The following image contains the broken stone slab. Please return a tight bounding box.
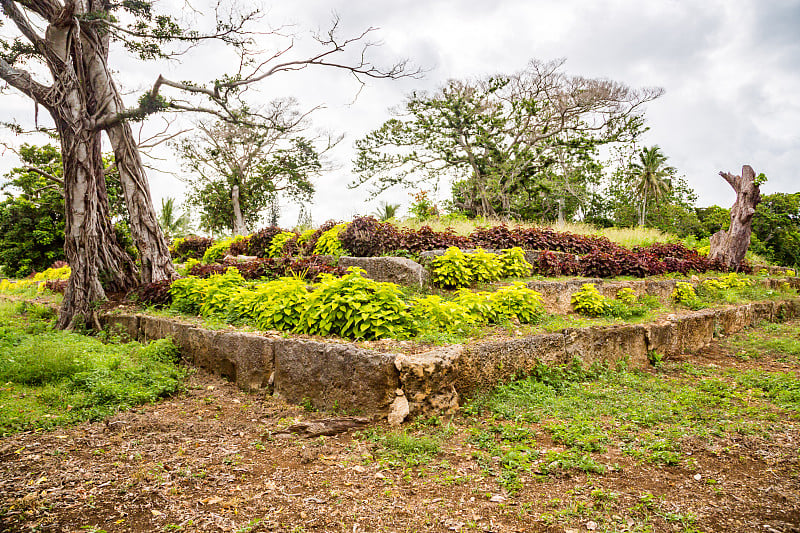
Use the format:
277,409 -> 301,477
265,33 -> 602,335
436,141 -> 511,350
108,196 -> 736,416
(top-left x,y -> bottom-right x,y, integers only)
272,338 -> 399,415
394,346 -> 462,417
644,319 -> 680,358
715,305 -> 753,336
674,309 -> 717,353
214,331 -> 274,392
338,256 -> 430,287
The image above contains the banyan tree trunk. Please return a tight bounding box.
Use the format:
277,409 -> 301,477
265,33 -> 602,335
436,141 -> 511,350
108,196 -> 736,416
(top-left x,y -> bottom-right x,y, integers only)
106,122 -> 177,283
83,27 -> 176,284
708,165 -> 762,270
56,117 -> 139,330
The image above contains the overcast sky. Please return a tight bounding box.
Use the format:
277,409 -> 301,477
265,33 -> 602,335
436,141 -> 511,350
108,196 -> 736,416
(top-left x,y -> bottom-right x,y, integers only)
1,0 -> 798,228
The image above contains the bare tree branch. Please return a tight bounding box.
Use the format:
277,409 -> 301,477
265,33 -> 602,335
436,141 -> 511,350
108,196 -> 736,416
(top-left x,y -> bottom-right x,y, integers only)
0,55 -> 54,107
24,164 -> 63,184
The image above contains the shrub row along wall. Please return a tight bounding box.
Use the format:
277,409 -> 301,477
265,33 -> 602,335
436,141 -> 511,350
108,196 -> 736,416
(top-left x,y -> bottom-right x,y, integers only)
99,296 -> 800,423
172,217 -> 763,279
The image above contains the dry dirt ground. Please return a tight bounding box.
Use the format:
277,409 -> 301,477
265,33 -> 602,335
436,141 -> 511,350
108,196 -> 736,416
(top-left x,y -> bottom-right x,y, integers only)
1,326 -> 799,533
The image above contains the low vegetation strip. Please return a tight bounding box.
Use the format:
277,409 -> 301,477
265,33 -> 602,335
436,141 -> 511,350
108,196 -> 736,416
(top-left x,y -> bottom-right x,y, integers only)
1,318 -> 798,532
0,301 -> 188,436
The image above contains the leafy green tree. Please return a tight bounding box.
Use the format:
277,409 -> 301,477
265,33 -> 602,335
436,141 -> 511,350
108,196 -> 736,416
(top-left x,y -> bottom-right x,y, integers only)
352,59 -> 662,219
0,144 -> 65,276
156,198 -> 192,243
695,206 -> 731,237
630,145 -> 676,226
177,118 -> 320,235
751,192 -> 800,267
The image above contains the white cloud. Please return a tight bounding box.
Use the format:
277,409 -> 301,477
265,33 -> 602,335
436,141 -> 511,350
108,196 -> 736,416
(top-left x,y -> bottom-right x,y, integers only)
1,0 -> 798,227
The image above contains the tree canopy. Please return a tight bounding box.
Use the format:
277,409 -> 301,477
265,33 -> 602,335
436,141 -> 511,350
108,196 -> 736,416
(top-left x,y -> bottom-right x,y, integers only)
177,111 -> 324,235
351,59 -> 663,219
0,144 -> 65,276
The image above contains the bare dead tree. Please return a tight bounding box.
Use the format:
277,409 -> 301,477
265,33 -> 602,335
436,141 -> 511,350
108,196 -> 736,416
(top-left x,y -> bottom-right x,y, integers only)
709,165 -> 763,270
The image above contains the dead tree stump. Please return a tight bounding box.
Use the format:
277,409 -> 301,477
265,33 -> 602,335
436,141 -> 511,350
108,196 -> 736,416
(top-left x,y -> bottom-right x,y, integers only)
708,165 -> 762,270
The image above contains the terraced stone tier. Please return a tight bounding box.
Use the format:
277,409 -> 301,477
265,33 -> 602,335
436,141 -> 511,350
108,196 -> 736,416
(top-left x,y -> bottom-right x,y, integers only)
99,296 -> 800,425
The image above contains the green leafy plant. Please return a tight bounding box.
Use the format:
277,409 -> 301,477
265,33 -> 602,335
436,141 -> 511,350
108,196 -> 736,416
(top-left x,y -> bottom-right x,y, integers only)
498,247 -> 532,278
412,294 -> 477,335
466,248 -> 503,284
672,281 -> 698,306
313,223 -> 347,256
296,269 -> 413,339
198,268 -> 247,318
268,231 -> 297,258
616,287 -> 637,305
488,283 -> 545,324
571,284 -> 610,317
247,278 -> 310,331
202,235 -> 246,264
453,289 -> 494,323
430,247 -> 474,289
169,276 -> 211,315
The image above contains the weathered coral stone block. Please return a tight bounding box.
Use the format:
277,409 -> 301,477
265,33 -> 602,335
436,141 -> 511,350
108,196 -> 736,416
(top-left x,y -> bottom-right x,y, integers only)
273,339 -> 399,414
457,334 -> 566,391
564,324 -> 648,369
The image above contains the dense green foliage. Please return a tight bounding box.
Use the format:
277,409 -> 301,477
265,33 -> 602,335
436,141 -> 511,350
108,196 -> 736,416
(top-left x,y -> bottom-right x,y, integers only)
571,284 -> 610,317
430,247 -> 534,289
296,270 -> 414,339
313,223 -> 348,256
0,302 -> 187,435
0,144 -> 66,276
751,193 -> 800,267
268,231 -> 298,258
163,266 -> 547,340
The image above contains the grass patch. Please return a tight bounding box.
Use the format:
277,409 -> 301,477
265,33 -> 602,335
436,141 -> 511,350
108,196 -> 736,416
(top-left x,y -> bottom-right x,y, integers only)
0,301 -> 188,435
360,428 -> 444,467
726,320 -> 800,362
462,354 -> 798,486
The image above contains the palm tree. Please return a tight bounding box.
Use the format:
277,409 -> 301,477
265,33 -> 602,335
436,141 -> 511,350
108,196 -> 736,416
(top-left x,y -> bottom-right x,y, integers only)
630,145 -> 675,226
373,201 -> 401,221
157,197 -> 192,242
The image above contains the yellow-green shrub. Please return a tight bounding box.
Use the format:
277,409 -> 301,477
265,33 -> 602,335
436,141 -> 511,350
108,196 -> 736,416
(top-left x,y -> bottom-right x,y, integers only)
616,287 -> 637,305
488,282 -> 545,324
313,223 -> 347,256
202,235 -> 246,264
198,268 -> 246,318
453,288 -> 494,322
467,248 -> 503,284
571,284 -> 610,317
498,247 -> 532,278
248,278 -> 310,331
268,232 -> 297,258
431,247 -> 474,289
295,269 -> 413,340
672,282 -> 697,305
411,295 -> 477,335
32,265 -> 71,282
